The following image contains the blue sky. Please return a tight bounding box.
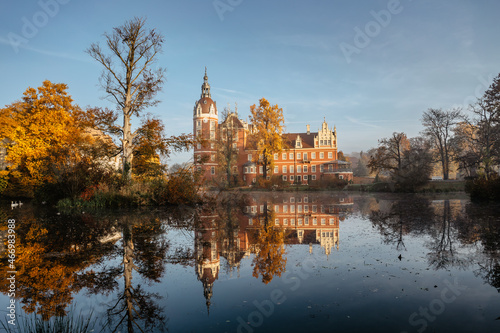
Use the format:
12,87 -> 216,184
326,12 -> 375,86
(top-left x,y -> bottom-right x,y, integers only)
1,0 -> 499,164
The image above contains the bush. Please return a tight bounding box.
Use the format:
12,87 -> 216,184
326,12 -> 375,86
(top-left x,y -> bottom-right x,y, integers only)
152,169 -> 201,205
465,176 -> 500,201
309,175 -> 348,189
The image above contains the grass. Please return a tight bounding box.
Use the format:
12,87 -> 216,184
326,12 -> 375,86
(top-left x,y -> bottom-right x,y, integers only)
0,311 -> 96,333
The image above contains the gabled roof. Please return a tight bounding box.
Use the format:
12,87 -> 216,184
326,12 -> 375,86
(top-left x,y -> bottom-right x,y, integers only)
283,132 -> 315,149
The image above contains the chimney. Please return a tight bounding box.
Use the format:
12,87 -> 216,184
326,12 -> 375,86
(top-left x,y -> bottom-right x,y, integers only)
306,124 -> 310,135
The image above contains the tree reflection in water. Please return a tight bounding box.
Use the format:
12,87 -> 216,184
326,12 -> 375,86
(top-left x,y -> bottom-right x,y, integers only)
251,202 -> 287,284
2,194 -> 500,331
81,212 -> 169,333
365,195 -> 500,291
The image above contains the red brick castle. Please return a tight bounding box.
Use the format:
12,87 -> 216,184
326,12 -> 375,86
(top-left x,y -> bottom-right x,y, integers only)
193,70 -> 353,185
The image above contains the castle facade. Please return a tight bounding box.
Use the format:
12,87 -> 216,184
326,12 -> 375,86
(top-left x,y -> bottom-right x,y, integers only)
193,70 -> 353,185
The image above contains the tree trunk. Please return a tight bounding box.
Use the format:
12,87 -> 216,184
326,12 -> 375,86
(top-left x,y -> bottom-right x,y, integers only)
122,113 -> 134,180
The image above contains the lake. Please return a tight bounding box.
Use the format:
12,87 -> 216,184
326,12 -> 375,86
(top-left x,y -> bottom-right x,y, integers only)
1,192 -> 500,332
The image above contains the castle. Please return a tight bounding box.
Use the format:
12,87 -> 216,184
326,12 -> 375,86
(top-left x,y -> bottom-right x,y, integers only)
193,70 -> 353,185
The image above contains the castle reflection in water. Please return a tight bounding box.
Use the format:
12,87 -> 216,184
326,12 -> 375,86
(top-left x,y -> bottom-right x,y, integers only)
194,192 -> 354,311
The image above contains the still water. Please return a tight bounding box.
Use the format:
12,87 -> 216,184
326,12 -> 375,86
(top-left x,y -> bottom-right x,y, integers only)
1,192 -> 500,332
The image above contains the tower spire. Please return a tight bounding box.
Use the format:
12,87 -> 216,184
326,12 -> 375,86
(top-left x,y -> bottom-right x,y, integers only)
201,67 -> 211,98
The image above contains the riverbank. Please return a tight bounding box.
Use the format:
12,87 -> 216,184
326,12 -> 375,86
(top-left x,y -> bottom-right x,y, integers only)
346,180 -> 465,193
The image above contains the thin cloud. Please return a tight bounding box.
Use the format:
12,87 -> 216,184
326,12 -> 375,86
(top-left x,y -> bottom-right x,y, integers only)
0,37 -> 89,62
345,116 -> 381,129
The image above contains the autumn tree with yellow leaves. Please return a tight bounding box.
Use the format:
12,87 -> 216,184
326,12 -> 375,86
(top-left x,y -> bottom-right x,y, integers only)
0,80 -> 88,196
249,98 -> 286,180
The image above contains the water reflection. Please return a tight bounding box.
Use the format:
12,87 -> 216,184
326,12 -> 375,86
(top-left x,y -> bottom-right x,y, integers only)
1,193 -> 500,332
361,194 -> 500,291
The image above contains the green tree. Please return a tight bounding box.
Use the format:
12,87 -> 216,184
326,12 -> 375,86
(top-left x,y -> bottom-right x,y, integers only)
249,98 -> 285,180
86,17 -> 165,180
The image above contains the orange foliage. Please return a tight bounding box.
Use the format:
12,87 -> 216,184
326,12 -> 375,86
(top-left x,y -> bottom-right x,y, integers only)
0,81 -> 87,193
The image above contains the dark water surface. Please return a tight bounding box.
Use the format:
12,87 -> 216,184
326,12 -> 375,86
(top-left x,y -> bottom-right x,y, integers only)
1,192 -> 500,332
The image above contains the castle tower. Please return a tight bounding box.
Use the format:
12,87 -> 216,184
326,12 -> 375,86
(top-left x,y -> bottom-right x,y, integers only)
193,68 -> 218,180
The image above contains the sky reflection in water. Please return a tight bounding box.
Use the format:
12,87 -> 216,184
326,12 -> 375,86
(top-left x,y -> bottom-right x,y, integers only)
1,192 -> 500,333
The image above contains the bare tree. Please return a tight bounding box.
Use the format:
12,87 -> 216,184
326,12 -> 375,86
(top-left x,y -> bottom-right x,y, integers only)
421,107 -> 462,180
86,17 -> 165,179
217,105 -> 240,187
455,97 -> 500,180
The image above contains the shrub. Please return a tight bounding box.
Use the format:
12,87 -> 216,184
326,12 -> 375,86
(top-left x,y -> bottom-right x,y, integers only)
465,176 -> 500,201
